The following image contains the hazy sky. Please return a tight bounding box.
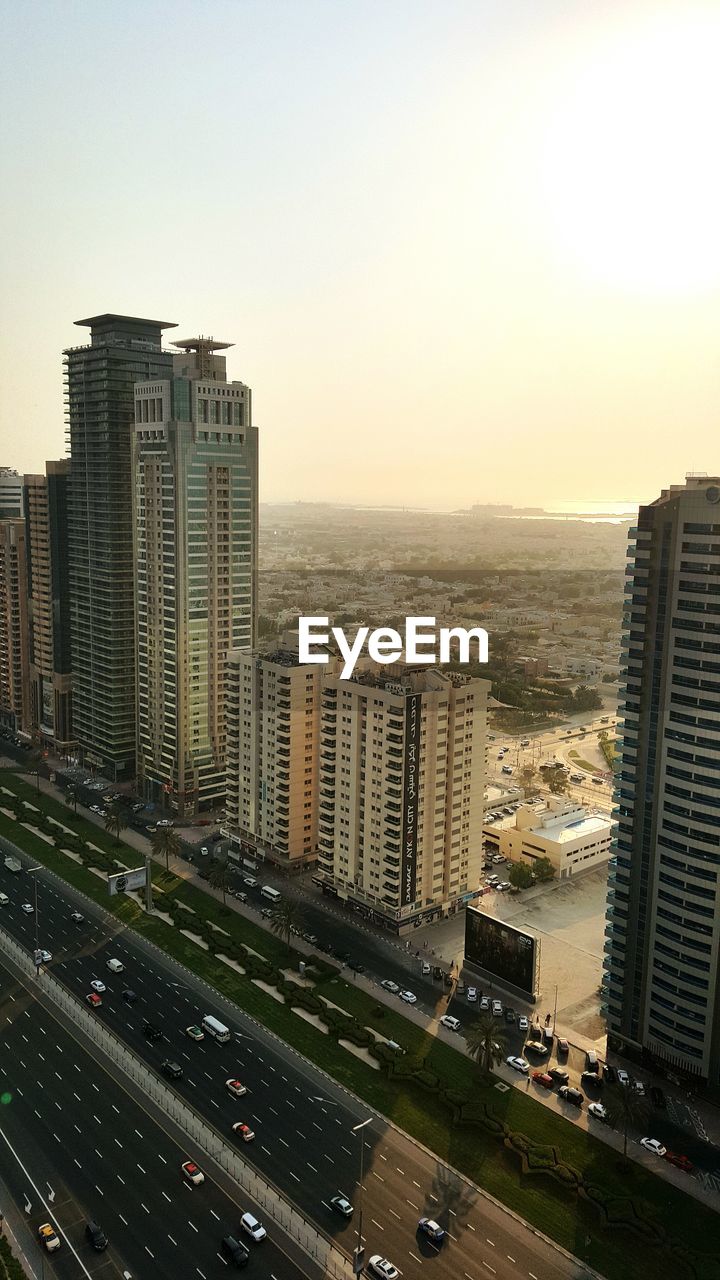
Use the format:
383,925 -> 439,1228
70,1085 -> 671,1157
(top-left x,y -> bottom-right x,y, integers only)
2,0 -> 720,509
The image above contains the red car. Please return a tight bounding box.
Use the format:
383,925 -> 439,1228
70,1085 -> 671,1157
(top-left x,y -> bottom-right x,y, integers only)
532,1071 -> 554,1089
664,1151 -> 694,1173
86,992 -> 102,1008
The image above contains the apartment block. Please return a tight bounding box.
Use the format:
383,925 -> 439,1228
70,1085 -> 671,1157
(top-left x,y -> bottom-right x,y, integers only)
24,462 -> 73,753
604,475 -> 720,1083
0,519 -> 30,733
318,666 -> 489,932
0,469 -> 23,520
133,338 -> 258,818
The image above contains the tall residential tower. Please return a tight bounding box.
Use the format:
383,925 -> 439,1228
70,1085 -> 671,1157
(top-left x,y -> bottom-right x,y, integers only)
24,462 -> 74,753
133,338 -> 258,817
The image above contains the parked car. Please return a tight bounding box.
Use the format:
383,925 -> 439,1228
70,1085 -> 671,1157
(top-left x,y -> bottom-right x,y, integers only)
505,1008 -> 516,1024
558,1086 -> 584,1107
640,1138 -> 666,1157
603,1063 -> 617,1084
581,1070 -> 602,1089
557,1037 -> 569,1054
664,1151 -> 693,1172
381,980 -> 400,994
525,1040 -> 548,1057
479,996 -> 490,1011
549,1068 -> 570,1084
633,1079 -> 646,1098
491,999 -> 503,1016
532,1071 -> 554,1089
506,1056 -> 529,1074
399,990 -> 417,1004
617,1068 -> 630,1086
466,987 -> 478,1002
588,1102 -> 608,1122
518,1015 -> 529,1032
439,1015 -> 461,1032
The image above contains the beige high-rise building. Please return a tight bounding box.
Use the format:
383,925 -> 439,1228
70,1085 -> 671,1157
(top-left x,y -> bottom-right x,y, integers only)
0,519 -> 30,734
24,462 -> 73,753
133,338 -> 258,818
317,666 -> 489,931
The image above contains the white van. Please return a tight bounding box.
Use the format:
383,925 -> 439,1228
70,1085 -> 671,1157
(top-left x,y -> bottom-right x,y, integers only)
201,1015 -> 231,1043
0,893 -> 9,906
260,885 -> 281,904
106,958 -> 124,973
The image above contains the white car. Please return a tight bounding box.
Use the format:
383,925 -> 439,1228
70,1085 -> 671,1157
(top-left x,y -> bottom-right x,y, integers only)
21,903 -> 34,914
37,949 -> 52,963
70,911 -> 84,923
400,990 -> 417,1004
90,979 -> 106,993
617,1068 -> 630,1086
491,1000 -> 503,1016
225,1078 -> 247,1097
368,1257 -> 400,1280
518,1015 -> 529,1031
640,1138 -> 667,1157
525,1041 -> 548,1056
588,1103 -> 608,1122
381,980 -> 400,994
506,1055 -> 529,1074
240,1212 -> 266,1243
466,987 -> 478,1002
181,1160 -> 205,1186
439,1015 -> 461,1032
421,961 -> 431,975
106,958 -> 124,973
633,1080 -> 646,1098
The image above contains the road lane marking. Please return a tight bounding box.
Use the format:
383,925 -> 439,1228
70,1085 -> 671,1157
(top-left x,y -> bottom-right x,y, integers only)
307,1162 -> 318,1173
162,1192 -> 171,1203
371,1219 -> 384,1231
507,1256 -> 516,1263
372,1172 -> 384,1183
486,1239 -> 495,1247
141,1202 -> 150,1213
406,1200 -> 419,1209
483,1265 -> 496,1275
168,1234 -> 177,1244
390,1209 -> 401,1220
119,1214 -> 128,1226
188,1221 -> 198,1232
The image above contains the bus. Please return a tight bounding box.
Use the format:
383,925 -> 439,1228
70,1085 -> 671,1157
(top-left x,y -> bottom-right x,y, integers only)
260,885 -> 281,904
201,1015 -> 231,1043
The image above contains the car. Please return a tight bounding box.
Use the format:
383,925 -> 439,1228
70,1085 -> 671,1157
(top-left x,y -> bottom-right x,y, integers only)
479,996 -> 490,1011
518,1015 -> 529,1031
85,1220 -> 108,1251
368,1257 -> 400,1280
381,980 -> 400,994
234,890 -> 248,902
231,1122 -> 255,1142
650,1086 -> 666,1109
588,1102 -> 608,1122
418,1217 -> 445,1243
439,1015 -> 461,1032
181,1159 -> 205,1186
664,1151 -> 693,1172
581,1070 -> 602,1088
557,1037 -> 570,1054
38,1223 -> 60,1253
505,1009 -> 516,1024
525,1040 -> 548,1056
200,846 -> 209,856
532,1071 -> 554,1088
329,1194 -> 354,1217
221,1234 -> 250,1268
485,874 -> 499,885
633,1080 -> 646,1098
156,819 -> 174,828
122,988 -> 138,1004
21,903 -> 34,914
617,1068 -> 630,1085
400,990 -> 417,1004
70,911 -> 85,923
604,1063 -> 617,1085
143,1020 -> 162,1040
491,999 -> 503,1016
492,854 -> 505,864
186,1024 -> 205,1041
348,959 -> 365,973
640,1138 -> 667,1157
243,876 -> 258,887
226,1078 -> 248,1097
421,961 -> 431,975
496,881 -> 512,892
86,992 -> 102,1008
456,980 -> 466,995
548,1067 -> 570,1084
506,1055 -> 529,1073
90,979 -> 106,993
37,949 -> 52,963
558,1086 -> 584,1106
161,1060 -> 183,1080
240,1212 -> 266,1243
106,958 -> 124,973
466,987 -> 478,1002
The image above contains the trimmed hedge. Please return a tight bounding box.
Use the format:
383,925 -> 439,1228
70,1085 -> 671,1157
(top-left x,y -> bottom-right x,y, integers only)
0,1236 -> 27,1280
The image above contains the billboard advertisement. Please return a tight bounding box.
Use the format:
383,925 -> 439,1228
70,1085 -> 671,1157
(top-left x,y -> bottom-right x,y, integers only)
464,905 -> 539,1000
108,866 -> 147,896
401,693 -> 420,905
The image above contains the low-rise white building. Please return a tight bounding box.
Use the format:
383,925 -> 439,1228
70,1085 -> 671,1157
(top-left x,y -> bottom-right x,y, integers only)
483,796 -> 612,879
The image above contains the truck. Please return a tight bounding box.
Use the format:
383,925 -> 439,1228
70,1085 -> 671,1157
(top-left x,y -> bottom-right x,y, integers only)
4,856 -> 21,873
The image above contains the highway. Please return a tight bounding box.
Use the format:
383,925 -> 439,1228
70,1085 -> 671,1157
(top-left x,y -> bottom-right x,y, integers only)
0,955 -> 307,1280
0,852 -> 593,1280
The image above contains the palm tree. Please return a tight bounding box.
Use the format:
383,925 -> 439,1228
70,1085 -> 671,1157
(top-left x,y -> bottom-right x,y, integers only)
208,857 -> 232,906
464,1014 -> 507,1078
604,1082 -> 648,1159
269,896 -> 305,954
104,800 -> 128,845
151,824 -> 180,872
65,784 -> 79,815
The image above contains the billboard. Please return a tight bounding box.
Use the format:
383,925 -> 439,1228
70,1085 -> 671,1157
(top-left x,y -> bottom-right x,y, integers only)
108,866 -> 147,896
401,693 -> 420,905
464,906 -> 539,1000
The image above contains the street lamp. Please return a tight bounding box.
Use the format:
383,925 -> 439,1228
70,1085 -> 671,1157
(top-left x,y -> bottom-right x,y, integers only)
27,865 -> 41,955
352,1117 -> 372,1276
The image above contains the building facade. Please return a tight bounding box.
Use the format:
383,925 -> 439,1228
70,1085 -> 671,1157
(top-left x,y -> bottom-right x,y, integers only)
484,796 -> 612,878
133,338 -> 258,817
0,519 -> 30,733
604,475 -> 720,1083
65,314 -> 176,780
317,667 -> 489,932
24,462 -> 73,753
0,469 -> 23,520
224,644 -> 323,870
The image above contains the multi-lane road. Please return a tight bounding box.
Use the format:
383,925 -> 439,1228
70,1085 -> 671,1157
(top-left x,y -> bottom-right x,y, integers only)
0,846 -> 594,1280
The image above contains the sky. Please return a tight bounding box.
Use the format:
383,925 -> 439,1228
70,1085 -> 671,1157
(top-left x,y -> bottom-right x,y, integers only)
1,0 -> 720,509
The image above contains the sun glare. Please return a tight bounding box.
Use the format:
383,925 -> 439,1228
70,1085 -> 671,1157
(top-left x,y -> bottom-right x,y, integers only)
541,8 -> 720,294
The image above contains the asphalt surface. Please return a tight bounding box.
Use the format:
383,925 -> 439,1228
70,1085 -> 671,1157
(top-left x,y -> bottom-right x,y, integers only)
0,849 -> 595,1280
0,954 -> 307,1280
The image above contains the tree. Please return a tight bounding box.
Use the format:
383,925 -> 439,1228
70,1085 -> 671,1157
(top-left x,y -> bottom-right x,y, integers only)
573,685 -> 602,712
208,857 -> 232,906
65,784 -> 79,815
269,896 -> 305,954
104,800 -> 128,845
509,862 -> 534,889
464,1014 -> 507,1077
544,764 -> 569,795
604,1082 -> 647,1159
533,856 -> 555,883
518,763 -> 537,791
151,825 -> 180,872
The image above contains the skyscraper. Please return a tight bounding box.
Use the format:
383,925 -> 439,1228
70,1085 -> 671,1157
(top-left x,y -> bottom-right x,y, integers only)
0,469 -> 23,520
24,462 -> 74,754
65,315 -> 176,780
133,338 -> 258,817
604,474 -> 720,1083
0,518 -> 30,733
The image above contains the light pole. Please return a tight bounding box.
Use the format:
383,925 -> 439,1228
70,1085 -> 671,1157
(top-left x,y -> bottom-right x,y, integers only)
27,865 -> 40,954
352,1117 -> 372,1276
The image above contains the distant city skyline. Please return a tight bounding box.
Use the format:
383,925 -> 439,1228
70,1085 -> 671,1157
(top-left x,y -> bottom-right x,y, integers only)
2,1 -> 719,508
